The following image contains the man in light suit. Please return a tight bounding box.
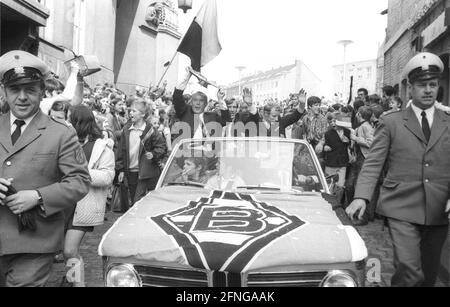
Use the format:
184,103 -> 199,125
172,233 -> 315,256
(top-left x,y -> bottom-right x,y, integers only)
0,51 -> 91,287
346,52 -> 450,287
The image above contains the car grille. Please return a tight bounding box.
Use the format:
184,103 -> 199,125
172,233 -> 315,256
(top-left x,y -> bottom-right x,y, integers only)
134,266 -> 327,287
246,271 -> 328,287
134,265 -> 210,287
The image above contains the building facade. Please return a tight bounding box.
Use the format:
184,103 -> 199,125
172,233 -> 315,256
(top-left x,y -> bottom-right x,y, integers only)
1,0 -> 182,94
333,59 -> 377,101
383,0 -> 450,106
225,60 -> 321,105
0,0 -> 49,55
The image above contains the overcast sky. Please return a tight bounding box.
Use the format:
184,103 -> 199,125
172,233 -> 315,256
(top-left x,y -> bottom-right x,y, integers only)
176,0 -> 388,98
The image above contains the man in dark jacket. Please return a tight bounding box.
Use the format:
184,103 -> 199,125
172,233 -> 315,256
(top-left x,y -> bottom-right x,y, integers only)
116,99 -> 167,204
257,90 -> 308,138
171,67 -> 230,145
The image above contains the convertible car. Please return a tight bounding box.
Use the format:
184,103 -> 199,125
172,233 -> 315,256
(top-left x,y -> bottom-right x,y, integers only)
99,138 -> 368,287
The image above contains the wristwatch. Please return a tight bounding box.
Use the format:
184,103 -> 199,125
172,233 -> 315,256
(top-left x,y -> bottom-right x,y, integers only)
36,190 -> 45,212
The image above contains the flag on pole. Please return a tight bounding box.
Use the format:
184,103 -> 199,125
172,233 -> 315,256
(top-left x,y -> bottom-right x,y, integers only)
177,0 -> 222,72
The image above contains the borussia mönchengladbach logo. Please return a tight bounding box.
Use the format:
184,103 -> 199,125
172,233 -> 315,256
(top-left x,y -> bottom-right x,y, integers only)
152,191 -> 306,273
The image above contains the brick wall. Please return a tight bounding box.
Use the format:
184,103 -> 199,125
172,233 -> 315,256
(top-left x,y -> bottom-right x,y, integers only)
384,0 -> 448,103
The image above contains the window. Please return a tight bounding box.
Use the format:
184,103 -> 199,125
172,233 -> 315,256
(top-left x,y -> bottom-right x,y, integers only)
366,67 -> 372,79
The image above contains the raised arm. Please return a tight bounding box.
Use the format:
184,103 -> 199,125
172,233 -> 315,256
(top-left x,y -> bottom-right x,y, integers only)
173,67 -> 193,117
280,89 -> 308,127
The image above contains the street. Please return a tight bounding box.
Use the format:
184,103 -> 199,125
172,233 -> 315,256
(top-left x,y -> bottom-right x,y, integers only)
47,212 -> 401,288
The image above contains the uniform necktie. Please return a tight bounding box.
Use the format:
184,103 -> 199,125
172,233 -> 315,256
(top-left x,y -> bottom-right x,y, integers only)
11,120 -> 26,146
421,111 -> 431,143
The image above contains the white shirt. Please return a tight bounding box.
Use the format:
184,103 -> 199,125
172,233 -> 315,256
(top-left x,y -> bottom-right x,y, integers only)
10,112 -> 39,136
410,103 -> 435,128
128,123 -> 146,172
407,100 -> 450,113
193,113 -> 208,140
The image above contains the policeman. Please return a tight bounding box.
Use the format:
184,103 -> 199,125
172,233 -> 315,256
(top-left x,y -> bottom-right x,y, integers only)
346,52 -> 450,287
0,51 -> 91,287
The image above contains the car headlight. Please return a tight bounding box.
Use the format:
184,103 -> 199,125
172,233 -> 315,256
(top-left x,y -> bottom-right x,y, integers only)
106,264 -> 141,287
320,270 -> 358,287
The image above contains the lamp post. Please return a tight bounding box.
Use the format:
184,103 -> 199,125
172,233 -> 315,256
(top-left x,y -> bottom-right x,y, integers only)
235,66 -> 246,98
337,40 -> 354,103
178,0 -> 193,13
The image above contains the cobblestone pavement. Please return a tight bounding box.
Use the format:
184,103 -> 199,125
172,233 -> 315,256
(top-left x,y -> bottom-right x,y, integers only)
47,213 -> 445,287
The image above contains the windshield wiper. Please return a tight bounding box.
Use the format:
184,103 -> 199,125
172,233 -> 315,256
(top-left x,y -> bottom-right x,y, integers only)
237,185 -> 305,194
166,182 -> 206,188
236,185 -> 282,191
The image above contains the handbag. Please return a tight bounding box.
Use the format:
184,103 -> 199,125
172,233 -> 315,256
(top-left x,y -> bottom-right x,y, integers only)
111,180 -> 131,213
111,184 -> 122,213
73,191 -> 106,227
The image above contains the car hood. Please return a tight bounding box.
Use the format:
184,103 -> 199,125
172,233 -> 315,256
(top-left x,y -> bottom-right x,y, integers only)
99,186 -> 367,273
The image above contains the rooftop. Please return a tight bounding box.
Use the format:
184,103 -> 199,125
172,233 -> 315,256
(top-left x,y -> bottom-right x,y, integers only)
227,63 -> 297,88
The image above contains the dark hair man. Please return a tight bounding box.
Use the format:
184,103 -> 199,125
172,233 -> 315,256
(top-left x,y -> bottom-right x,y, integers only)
357,88 -> 369,103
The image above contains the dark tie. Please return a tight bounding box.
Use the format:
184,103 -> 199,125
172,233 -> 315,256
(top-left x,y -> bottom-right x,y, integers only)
11,120 -> 26,146
421,111 -> 431,143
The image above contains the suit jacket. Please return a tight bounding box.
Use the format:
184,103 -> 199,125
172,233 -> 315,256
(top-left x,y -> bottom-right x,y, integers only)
257,110 -> 307,138
116,123 -> 167,180
172,89 -> 231,142
354,107 -> 450,226
0,111 -> 91,256
227,111 -> 261,137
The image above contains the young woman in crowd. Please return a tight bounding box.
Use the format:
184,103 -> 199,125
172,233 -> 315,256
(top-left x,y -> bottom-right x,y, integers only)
62,105 -> 115,287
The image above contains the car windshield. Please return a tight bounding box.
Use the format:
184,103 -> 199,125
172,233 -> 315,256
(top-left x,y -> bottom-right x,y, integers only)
161,139 -> 325,193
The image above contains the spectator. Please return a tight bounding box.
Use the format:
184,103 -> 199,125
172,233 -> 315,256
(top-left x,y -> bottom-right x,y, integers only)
40,62 -> 84,115
352,99 -> 366,129
368,94 -> 382,107
347,106 -> 374,225
357,88 -> 369,104
62,106 -> 115,287
106,98 -> 127,144
319,114 -> 351,203
304,96 -> 328,149
49,100 -> 71,123
388,96 -> 403,112
382,85 -> 396,101
116,99 -> 167,204
172,68 -> 230,143
370,104 -> 384,129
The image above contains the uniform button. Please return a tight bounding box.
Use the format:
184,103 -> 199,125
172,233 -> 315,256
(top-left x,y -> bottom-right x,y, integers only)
6,161 -> 11,166
425,179 -> 429,183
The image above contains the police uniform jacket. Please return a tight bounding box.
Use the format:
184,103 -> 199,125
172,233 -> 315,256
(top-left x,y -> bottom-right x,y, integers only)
354,107 -> 450,226
0,111 -> 91,255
